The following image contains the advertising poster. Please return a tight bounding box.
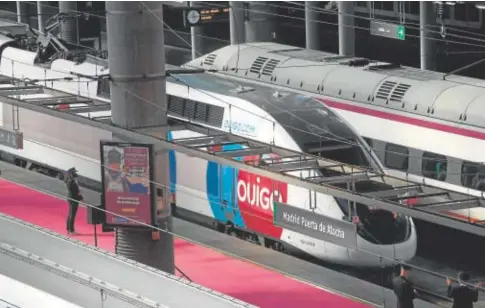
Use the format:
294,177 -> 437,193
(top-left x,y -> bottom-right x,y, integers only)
100,141 -> 155,228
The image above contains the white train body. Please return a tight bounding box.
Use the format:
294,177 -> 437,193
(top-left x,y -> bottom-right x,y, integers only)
0,273 -> 82,308
188,43 -> 485,222
0,39 -> 416,267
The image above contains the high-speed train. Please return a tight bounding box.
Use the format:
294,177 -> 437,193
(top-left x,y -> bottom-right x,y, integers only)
0,34 -> 416,268
187,42 -> 485,220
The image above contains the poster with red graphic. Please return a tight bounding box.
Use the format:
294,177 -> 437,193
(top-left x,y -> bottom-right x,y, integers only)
100,141 -> 155,228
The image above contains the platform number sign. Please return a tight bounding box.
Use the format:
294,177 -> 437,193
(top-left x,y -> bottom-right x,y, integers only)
370,21 -> 406,41
397,25 -> 406,40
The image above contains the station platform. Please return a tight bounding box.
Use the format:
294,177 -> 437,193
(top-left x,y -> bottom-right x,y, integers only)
0,161 -> 440,308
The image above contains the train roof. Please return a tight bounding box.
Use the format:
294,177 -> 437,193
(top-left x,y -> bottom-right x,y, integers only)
168,67 -> 362,147
185,42 -> 485,129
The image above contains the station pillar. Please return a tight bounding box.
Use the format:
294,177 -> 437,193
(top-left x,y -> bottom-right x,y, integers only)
338,1 -> 355,56
305,1 -> 320,50
230,1 -> 245,45
16,1 -> 28,24
420,1 -> 436,70
59,1 -> 79,45
37,1 -> 44,33
245,1 -> 277,43
106,1 -> 175,274
190,1 -> 204,59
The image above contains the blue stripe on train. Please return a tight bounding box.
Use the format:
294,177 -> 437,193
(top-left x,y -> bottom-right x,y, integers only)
206,144 -> 246,228
167,131 -> 176,194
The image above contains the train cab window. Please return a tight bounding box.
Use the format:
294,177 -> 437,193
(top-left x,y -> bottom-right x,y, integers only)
362,137 -> 373,148
461,161 -> 485,191
384,143 -> 409,171
422,152 -> 448,181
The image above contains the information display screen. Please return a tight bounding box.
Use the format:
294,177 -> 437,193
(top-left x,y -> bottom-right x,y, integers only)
100,141 -> 155,229
183,7 -> 230,27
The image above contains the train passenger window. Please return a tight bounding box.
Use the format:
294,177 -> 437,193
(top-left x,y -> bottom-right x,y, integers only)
461,161 -> 485,191
384,143 -> 409,171
422,152 -> 448,181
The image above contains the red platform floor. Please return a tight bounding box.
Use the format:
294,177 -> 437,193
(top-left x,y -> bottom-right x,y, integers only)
0,179 -> 371,308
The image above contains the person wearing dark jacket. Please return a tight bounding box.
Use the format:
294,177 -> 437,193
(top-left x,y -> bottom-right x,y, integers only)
66,167 -> 83,235
393,264 -> 416,308
447,271 -> 479,308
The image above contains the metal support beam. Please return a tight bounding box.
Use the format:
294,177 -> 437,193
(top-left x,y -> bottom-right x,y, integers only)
230,1 -> 245,45
420,1 -> 436,70
106,1 -> 174,274
312,173 -> 370,184
363,185 -> 421,199
64,105 -> 112,113
245,1 -> 277,43
305,1 -> 320,50
59,1 -> 79,45
267,159 -> 319,172
216,146 -> 270,158
338,1 -> 355,56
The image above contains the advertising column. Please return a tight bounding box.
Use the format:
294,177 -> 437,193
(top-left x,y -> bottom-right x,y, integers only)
100,142 -> 155,228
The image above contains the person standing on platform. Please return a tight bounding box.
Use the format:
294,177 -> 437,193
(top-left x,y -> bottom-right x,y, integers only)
65,167 -> 83,236
393,263 -> 417,308
447,271 -> 479,308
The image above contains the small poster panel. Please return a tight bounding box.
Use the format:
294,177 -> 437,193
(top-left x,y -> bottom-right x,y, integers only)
100,141 -> 155,228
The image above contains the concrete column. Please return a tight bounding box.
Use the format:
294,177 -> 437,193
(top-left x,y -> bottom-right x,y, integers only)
16,1 -> 22,23
190,2 -> 204,59
229,1 -> 245,45
37,1 -> 44,33
245,1 -> 277,43
420,1 -> 436,70
59,1 -> 79,44
106,1 -> 175,274
338,1 -> 355,56
59,1 -> 79,45
305,1 -> 320,50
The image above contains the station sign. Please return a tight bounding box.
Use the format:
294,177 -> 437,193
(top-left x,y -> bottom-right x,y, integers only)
273,201 -> 357,249
370,20 -> 406,41
183,7 -> 230,27
0,128 -> 23,150
100,141 -> 156,229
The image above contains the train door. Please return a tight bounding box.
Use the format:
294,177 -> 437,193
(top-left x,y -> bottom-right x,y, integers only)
219,164 -> 237,224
